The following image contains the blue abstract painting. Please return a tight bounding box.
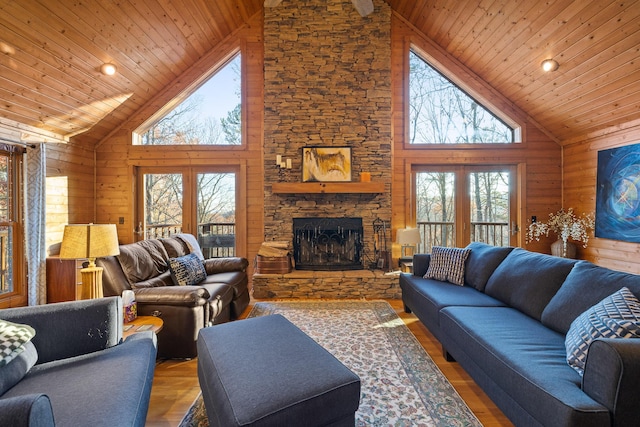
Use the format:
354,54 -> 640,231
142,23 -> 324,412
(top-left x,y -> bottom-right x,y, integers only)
596,143 -> 640,243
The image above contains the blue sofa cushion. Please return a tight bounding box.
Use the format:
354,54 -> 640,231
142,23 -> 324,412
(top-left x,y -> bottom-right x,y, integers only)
464,242 -> 514,291
565,287 -> 640,375
542,261 -> 640,334
399,275 -> 506,333
0,341 -> 37,395
484,248 -> 577,321
168,253 -> 207,286
424,246 -> 470,286
439,306 -> 610,426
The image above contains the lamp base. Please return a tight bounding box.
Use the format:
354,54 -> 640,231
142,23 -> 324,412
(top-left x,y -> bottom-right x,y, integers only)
401,245 -> 416,258
80,266 -> 104,299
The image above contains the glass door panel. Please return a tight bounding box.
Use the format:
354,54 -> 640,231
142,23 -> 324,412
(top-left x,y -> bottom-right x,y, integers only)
143,173 -> 183,239
415,171 -> 455,252
468,171 -> 511,246
196,173 -> 236,257
414,166 -> 517,250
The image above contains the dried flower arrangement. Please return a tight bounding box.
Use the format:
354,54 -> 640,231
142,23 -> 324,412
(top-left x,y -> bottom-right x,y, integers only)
527,208 -> 595,257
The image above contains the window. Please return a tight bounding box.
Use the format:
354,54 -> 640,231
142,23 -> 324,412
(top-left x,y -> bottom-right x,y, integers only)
135,54 -> 242,146
137,167 -> 239,257
0,147 -> 24,306
413,166 -> 517,252
409,50 -> 515,144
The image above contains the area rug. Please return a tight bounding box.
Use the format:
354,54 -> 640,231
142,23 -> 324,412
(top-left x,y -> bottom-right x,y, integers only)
179,300 -> 482,427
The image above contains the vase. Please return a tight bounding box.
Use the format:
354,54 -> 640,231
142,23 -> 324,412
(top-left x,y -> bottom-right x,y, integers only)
550,239 -> 577,259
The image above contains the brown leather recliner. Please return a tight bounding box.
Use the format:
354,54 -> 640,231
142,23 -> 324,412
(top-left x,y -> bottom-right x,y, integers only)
96,234 -> 249,359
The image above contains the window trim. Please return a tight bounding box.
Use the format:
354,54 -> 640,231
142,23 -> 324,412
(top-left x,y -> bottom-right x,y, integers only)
0,148 -> 26,308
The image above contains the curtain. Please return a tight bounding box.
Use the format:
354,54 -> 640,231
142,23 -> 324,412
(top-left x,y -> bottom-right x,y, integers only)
25,143 -> 47,305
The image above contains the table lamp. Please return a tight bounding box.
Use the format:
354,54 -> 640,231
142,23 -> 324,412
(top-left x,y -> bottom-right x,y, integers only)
59,224 -> 120,299
396,228 -> 421,258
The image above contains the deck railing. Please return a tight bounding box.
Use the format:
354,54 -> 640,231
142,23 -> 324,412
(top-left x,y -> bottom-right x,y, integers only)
416,220 -> 510,253
145,222 -> 236,257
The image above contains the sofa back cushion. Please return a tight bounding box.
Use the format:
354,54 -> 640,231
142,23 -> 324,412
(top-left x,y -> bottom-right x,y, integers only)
160,236 -> 190,258
542,261 -> 640,334
118,239 -> 169,284
464,242 -> 514,291
484,248 -> 577,321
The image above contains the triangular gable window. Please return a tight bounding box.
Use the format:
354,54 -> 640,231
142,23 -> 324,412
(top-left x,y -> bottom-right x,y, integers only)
409,50 -> 516,144
135,54 -> 241,146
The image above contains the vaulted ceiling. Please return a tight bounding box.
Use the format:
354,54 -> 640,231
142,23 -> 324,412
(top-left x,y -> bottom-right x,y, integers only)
0,0 -> 639,146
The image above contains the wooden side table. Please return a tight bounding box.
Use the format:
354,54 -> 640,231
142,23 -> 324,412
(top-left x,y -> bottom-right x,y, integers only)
399,256 -> 414,273
123,316 -> 163,339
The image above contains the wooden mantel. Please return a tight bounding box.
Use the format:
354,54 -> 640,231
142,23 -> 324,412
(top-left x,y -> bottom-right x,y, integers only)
271,182 -> 385,194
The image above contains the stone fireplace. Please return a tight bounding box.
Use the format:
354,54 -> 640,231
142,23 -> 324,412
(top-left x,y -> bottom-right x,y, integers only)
293,217 -> 364,270
256,0 -> 397,299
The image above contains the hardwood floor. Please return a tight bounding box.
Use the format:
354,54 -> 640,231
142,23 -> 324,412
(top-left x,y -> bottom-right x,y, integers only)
145,299 -> 513,426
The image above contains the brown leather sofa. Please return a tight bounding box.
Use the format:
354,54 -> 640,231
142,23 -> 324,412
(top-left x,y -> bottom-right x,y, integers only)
96,234 -> 249,359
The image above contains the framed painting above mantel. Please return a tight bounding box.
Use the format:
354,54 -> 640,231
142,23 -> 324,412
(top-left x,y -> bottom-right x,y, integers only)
302,146 -> 351,182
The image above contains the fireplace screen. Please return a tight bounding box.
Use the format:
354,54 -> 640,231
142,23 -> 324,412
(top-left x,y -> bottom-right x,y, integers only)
293,217 -> 363,270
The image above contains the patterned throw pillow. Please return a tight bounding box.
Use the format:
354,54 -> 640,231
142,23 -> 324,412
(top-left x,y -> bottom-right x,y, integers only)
168,253 -> 207,286
565,287 -> 640,376
0,341 -> 38,395
424,246 -> 471,286
0,319 -> 36,367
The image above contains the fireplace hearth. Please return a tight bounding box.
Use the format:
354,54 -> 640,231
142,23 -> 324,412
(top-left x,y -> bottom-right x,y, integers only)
293,217 -> 363,270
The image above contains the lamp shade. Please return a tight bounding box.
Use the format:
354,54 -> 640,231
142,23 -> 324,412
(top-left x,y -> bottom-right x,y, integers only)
59,224 -> 120,261
396,228 -> 421,245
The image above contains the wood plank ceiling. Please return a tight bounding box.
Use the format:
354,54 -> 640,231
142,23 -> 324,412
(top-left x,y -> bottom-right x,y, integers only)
0,0 -> 639,145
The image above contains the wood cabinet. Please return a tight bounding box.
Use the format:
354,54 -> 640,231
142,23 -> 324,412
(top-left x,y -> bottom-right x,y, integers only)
46,257 -> 83,303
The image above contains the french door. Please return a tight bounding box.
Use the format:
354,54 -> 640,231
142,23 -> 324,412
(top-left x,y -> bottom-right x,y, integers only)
412,165 -> 517,252
135,166 -> 239,257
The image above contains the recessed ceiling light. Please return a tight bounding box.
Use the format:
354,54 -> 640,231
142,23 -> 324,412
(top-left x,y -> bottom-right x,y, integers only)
100,63 -> 117,76
541,59 -> 559,72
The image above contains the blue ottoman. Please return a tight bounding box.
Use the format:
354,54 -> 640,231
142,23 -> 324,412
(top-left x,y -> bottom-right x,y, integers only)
197,314 -> 361,427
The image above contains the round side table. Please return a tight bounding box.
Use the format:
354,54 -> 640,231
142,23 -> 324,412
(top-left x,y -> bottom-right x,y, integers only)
123,316 -> 163,339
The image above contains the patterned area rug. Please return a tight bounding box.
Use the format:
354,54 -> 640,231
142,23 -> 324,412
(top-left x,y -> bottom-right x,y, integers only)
179,300 -> 482,427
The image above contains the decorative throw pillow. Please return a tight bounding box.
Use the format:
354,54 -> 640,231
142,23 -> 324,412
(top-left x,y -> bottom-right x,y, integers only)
0,340 -> 38,395
424,246 -> 471,286
565,287 -> 640,376
0,319 -> 36,367
168,253 -> 207,286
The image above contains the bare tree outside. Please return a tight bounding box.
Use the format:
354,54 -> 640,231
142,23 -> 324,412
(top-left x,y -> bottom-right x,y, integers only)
410,50 -> 513,249
197,173 -> 235,225
409,51 -> 513,145
140,54 -> 241,146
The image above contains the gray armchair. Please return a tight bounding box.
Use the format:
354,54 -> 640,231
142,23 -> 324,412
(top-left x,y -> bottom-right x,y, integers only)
0,297 -> 157,427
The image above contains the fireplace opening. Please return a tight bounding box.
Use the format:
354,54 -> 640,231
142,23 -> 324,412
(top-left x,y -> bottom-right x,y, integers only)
293,217 -> 363,270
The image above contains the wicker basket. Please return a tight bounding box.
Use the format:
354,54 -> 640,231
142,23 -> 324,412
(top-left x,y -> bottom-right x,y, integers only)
255,255 -> 292,274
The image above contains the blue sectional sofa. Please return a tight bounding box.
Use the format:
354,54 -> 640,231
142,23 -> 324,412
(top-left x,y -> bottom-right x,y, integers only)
0,297 -> 157,426
400,242 -> 640,427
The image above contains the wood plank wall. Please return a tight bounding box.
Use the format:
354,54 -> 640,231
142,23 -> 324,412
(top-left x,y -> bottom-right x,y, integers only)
563,123 -> 640,273
93,13 -> 264,270
391,14 -> 563,256
45,141 -> 95,254
36,5 -> 640,294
